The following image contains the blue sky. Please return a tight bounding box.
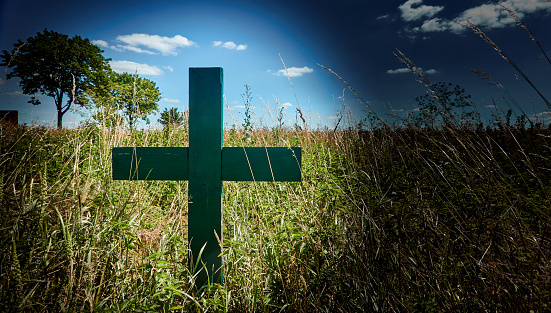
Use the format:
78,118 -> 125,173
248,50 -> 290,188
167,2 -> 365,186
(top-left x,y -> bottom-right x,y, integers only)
1,0 -> 551,129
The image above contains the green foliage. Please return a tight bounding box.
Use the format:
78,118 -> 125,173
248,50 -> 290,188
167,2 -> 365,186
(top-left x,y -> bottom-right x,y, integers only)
2,21 -> 550,308
413,81 -> 478,128
158,107 -> 185,128
1,118 -> 551,312
87,72 -> 161,127
240,84 -> 254,143
271,104 -> 285,146
0,29 -> 111,129
334,127 -> 551,311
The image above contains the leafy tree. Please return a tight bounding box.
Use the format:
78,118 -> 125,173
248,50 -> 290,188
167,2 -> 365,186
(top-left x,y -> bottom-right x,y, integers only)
414,82 -> 476,128
83,80 -> 123,128
0,29 -> 110,128
86,71 -> 161,127
158,107 -> 185,127
112,72 -> 160,127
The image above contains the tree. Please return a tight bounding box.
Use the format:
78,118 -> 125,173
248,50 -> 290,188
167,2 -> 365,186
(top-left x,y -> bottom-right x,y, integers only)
83,78 -> 122,128
86,71 -> 161,127
111,72 -> 161,127
414,82 -> 475,128
158,107 -> 185,127
0,29 -> 110,129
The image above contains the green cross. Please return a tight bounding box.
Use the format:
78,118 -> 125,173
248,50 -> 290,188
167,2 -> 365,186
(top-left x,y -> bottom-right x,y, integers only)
112,67 -> 302,287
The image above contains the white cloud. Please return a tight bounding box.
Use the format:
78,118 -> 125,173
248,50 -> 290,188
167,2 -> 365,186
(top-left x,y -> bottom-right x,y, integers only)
531,111 -> 551,123
116,34 -> 195,56
110,60 -> 163,76
0,90 -> 24,97
117,45 -> 157,54
92,40 -> 109,48
162,98 -> 180,103
509,0 -> 551,12
377,14 -> 390,20
398,0 -> 444,22
387,67 -> 438,74
276,66 -> 314,77
455,1 -> 551,30
386,68 -> 411,74
413,0 -> 551,34
420,18 -> 448,32
109,45 -> 123,52
456,3 -> 513,30
229,105 -> 246,110
213,41 -> 247,51
280,102 -> 293,108
534,111 -> 551,117
164,66 -> 174,72
223,42 -> 236,49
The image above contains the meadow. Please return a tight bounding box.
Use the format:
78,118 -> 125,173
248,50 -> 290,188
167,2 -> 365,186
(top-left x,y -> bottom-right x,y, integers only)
2,16 -> 551,309
1,97 -> 550,312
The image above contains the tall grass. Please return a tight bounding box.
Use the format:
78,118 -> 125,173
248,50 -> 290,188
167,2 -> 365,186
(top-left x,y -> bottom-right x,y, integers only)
2,103 -> 550,312
2,9 -> 551,311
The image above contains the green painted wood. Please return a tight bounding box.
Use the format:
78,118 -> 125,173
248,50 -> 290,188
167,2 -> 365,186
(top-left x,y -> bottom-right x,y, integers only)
112,146 -> 301,182
112,147 -> 188,180
222,147 -> 302,181
188,67 -> 224,286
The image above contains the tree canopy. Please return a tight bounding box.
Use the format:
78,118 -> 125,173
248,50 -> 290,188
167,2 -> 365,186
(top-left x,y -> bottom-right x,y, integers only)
114,72 -> 161,127
0,29 -> 111,128
86,71 -> 161,127
414,82 -> 477,128
158,107 -> 185,128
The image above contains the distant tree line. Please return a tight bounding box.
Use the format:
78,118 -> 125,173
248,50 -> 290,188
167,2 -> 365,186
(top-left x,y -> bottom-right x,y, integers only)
0,29 -> 185,129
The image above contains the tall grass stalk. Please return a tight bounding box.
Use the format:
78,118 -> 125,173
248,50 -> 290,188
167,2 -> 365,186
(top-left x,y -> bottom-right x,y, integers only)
2,14 -> 551,310
2,110 -> 549,311
458,5 -> 551,110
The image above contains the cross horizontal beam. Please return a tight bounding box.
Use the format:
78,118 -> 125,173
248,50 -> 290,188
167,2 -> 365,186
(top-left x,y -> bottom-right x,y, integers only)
112,146 -> 302,182
112,147 -> 189,180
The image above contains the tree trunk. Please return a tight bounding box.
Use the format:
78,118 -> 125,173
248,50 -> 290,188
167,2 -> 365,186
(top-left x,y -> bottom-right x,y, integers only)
57,109 -> 63,129
56,92 -> 64,129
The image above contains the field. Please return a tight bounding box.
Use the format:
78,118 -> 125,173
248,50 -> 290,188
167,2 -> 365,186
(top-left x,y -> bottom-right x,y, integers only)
1,107 -> 551,312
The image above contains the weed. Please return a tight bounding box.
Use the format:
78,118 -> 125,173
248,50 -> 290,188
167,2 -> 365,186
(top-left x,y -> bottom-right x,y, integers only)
1,10 -> 550,311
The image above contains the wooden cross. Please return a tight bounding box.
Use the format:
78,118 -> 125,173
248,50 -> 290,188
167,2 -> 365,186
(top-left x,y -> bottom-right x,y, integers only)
112,67 -> 302,287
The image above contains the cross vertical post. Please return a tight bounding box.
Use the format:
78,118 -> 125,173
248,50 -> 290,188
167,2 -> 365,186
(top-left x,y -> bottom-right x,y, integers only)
188,67 -> 223,285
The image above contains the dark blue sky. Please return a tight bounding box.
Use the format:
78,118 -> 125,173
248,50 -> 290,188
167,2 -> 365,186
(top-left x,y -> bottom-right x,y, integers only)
1,0 -> 550,127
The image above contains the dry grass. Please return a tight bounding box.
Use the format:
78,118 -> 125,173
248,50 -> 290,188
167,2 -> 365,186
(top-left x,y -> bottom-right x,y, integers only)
1,7 -> 550,311
2,113 -> 550,312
